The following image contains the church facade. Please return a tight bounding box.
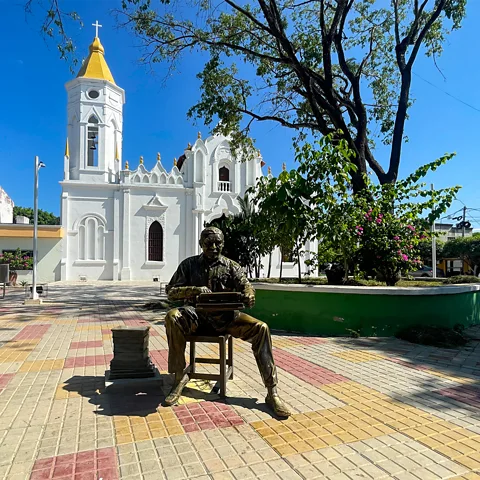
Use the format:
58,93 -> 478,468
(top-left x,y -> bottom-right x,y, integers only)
60,34 -> 313,282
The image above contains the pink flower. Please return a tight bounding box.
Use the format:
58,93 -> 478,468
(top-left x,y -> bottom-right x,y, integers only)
376,218 -> 382,224
397,250 -> 402,255
402,254 -> 409,261
376,255 -> 381,259
419,235 -> 426,239
406,225 -> 415,231
408,245 -> 413,250
393,236 -> 400,241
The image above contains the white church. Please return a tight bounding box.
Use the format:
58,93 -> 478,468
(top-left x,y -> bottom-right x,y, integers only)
0,31 -> 314,283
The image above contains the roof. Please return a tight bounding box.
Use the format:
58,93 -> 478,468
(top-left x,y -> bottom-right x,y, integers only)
76,37 -> 115,84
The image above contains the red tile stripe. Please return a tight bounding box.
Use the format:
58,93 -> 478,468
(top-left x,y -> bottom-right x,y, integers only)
12,325 -> 50,341
69,340 -> 104,350
173,401 -> 244,432
150,349 -> 169,370
0,374 -> 14,394
437,385 -> 480,409
64,354 -> 113,368
289,336 -> 327,346
30,447 -> 118,479
273,349 -> 347,386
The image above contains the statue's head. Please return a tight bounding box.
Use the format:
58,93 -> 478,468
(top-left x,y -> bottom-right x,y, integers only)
199,227 -> 224,261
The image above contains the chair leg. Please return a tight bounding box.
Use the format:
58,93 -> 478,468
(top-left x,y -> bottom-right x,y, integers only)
219,337 -> 227,397
228,335 -> 234,379
190,340 -> 196,374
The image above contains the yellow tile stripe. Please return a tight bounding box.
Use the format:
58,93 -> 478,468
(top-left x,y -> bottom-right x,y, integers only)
113,409 -> 184,444
331,350 -> 385,363
19,359 -> 65,373
0,340 -> 40,363
321,381 -> 480,471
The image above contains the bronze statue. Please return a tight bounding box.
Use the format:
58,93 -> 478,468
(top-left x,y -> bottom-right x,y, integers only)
164,226 -> 291,417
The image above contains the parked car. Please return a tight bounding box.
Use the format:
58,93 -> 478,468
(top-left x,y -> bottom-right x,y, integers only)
410,266 -> 444,278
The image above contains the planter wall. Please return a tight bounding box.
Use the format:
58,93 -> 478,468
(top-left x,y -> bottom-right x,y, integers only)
248,283 -> 480,337
16,270 -> 33,283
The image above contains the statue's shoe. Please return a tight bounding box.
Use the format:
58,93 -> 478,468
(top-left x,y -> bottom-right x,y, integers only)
164,374 -> 190,406
265,393 -> 292,418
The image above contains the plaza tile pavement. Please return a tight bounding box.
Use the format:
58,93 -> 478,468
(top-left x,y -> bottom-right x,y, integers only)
0,283 -> 479,480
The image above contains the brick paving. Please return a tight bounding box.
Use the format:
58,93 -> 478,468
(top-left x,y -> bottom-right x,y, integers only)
0,283 -> 479,480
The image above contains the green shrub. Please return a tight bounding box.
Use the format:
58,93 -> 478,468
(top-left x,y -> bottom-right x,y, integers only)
444,275 -> 480,285
396,325 -> 468,348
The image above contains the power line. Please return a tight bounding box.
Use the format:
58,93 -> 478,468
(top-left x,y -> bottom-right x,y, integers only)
413,72 -> 480,114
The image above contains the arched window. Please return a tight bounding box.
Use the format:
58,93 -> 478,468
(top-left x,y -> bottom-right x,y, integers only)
78,216 -> 105,260
148,221 -> 163,261
87,115 -> 99,167
219,166 -> 230,181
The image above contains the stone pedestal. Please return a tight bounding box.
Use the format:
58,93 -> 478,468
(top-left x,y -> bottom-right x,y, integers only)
109,326 -> 156,379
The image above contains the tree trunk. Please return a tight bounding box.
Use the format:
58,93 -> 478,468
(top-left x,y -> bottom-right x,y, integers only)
267,252 -> 272,278
296,241 -> 302,284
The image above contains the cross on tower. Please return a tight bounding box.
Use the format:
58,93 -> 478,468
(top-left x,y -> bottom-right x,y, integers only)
92,20 -> 102,38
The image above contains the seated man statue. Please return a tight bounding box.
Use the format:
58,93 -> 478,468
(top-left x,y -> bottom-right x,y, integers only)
164,226 -> 291,418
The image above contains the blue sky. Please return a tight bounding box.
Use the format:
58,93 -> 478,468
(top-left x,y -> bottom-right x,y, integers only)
0,1 -> 479,227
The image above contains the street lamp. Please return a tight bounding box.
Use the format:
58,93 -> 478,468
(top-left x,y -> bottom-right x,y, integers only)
31,156 -> 46,301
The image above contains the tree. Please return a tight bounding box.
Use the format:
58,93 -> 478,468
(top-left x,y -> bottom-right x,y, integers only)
251,168 -> 313,282
418,238 -> 444,265
13,207 -> 60,225
113,0 -> 466,191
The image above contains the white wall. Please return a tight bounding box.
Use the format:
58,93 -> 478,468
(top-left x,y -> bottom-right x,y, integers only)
0,187 -> 13,224
0,237 -> 62,283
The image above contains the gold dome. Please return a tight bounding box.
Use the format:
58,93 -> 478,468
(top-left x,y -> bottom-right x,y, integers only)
76,37 -> 115,84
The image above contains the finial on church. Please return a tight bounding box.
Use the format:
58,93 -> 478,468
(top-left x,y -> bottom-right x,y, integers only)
268,166 -> 272,175
257,149 -> 261,156
92,20 -> 102,38
197,131 -> 201,139
125,161 -> 129,170
64,138 -> 70,158
157,152 -> 161,161
187,142 -> 192,150
115,143 -> 119,161
174,157 -> 177,166
282,162 -> 286,171
139,156 -> 144,165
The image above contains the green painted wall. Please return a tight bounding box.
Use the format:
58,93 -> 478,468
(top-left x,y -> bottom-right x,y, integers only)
248,289 -> 480,337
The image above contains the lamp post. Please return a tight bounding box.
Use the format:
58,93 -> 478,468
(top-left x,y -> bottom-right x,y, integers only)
31,156 -> 46,300
431,184 -> 437,279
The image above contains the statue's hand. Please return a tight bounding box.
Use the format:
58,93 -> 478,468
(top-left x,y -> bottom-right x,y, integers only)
196,286 -> 212,294
242,291 -> 256,308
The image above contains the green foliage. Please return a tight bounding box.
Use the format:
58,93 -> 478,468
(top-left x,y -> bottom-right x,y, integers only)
13,207 -> 60,226
0,248 -> 33,272
293,133 -> 460,285
443,237 -> 480,274
24,0 -> 83,74
249,169 -> 313,281
116,0 -> 467,187
444,275 -> 480,284
206,195 -> 265,276
418,239 -> 444,265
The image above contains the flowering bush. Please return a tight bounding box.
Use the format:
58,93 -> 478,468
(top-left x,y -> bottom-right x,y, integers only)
0,249 -> 33,272
357,207 -> 428,285
295,133 -> 461,286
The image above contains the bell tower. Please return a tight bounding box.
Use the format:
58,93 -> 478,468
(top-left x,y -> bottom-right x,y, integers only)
64,22 -> 125,183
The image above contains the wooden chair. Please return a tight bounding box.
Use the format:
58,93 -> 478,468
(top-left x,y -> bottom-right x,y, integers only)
185,334 -> 234,397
